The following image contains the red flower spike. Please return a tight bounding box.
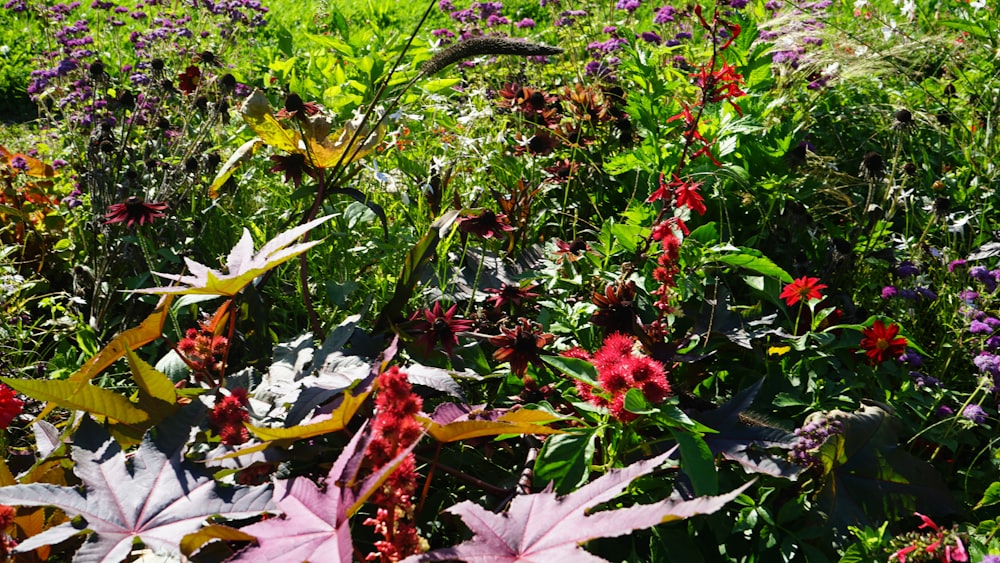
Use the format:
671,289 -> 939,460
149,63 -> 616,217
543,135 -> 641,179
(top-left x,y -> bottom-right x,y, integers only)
779,276 -> 828,306
0,385 -> 22,429
859,320 -> 908,364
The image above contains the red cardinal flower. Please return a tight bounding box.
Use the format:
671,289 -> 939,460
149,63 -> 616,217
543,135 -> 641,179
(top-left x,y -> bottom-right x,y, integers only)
779,276 -> 828,306
860,320 -> 908,364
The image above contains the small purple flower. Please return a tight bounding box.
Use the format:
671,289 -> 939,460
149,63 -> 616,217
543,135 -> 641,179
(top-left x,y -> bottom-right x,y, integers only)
52,159 -> 68,169
970,320 -> 993,334
985,317 -> 1000,329
980,556 -> 1000,563
899,349 -> 923,367
881,286 -> 898,299
987,335 -> 1000,350
974,352 -> 1000,376
898,289 -> 918,300
948,258 -> 966,272
937,405 -> 954,417
438,0 -> 454,10
962,404 -> 988,425
896,260 -> 919,278
653,5 -> 676,23
910,371 -> 940,388
916,287 -> 937,300
960,290 -> 979,302
515,17 -> 535,28
764,0 -> 782,9
640,31 -> 662,44
616,0 -> 641,12
970,265 -> 991,282
10,155 -> 28,171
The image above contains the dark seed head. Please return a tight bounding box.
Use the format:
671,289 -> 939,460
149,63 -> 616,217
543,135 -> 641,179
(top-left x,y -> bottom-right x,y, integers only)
156,117 -> 170,130
934,196 -> 951,216
903,162 -> 917,176
184,156 -> 199,173
195,95 -> 209,112
220,73 -> 237,92
860,151 -> 886,181
284,92 -> 305,114
89,60 -> 106,79
151,58 -> 165,72
894,108 -> 912,124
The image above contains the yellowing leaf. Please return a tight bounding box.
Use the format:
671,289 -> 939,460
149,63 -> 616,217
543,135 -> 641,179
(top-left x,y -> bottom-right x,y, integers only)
125,348 -> 178,425
2,377 -> 149,425
35,294 -> 175,422
246,389 -> 369,441
180,524 -> 256,558
419,409 -> 565,443
131,215 -> 334,296
240,90 -> 300,153
208,138 -> 264,198
303,115 -> 384,169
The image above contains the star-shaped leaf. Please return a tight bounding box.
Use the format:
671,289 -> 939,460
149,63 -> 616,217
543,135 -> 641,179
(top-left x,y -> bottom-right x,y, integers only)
131,215 -> 333,296
407,452 -> 752,562
0,416 -> 274,563
231,422 -> 420,562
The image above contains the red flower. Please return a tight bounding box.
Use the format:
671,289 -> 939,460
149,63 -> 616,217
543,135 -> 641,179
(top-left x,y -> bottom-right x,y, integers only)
103,196 -> 168,228
268,153 -> 318,187
406,302 -> 474,356
553,238 -> 591,262
0,385 -> 22,429
489,318 -> 554,379
674,178 -> 706,215
779,276 -> 828,306
178,65 -> 201,94
860,320 -> 908,364
209,388 -> 249,446
457,209 -> 515,239
484,283 -> 539,310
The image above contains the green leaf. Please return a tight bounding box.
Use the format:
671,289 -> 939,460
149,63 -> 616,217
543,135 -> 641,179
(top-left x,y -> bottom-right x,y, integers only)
671,428 -> 718,496
610,223 -> 646,253
541,355 -> 598,387
977,482 -> 1000,509
534,430 -> 596,494
623,388 -> 655,415
687,222 -> 719,245
712,248 -> 792,282
208,139 -> 263,198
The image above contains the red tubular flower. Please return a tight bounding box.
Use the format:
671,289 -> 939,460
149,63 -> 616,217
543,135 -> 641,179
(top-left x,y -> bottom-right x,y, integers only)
0,385 -> 22,430
406,302 -> 474,356
860,320 -> 908,364
779,276 -> 828,306
103,196 -> 168,228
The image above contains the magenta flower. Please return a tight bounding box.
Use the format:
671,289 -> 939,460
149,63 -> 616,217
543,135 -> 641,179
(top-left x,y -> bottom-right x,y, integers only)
104,196 -> 168,228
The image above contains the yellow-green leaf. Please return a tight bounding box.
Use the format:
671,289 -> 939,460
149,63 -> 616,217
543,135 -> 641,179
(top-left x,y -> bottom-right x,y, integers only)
246,389 -> 369,441
2,377 -> 148,425
305,116 -> 384,169
419,409 -> 565,443
240,90 -> 300,153
180,524 -> 256,557
208,138 -> 264,198
125,347 -> 178,425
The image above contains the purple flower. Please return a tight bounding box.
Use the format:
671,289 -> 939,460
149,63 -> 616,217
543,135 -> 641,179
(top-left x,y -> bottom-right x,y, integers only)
896,260 -> 919,278
898,289 -> 918,300
616,0 -> 641,12
438,0 -> 454,9
986,317 -> 1000,329
653,5 -> 676,23
962,404 -> 988,425
910,371 -> 940,388
9,155 -> 28,171
916,287 -> 937,300
640,31 -> 662,44
970,320 -> 993,334
764,0 -> 782,9
515,17 -> 535,28
937,405 -> 954,417
987,335 -> 1000,350
960,290 -> 979,302
980,556 -> 1000,563
974,352 -> 1000,376
948,258 -> 966,272
881,286 -> 898,299
899,349 -> 923,367
970,265 -> 991,282
52,159 -> 68,169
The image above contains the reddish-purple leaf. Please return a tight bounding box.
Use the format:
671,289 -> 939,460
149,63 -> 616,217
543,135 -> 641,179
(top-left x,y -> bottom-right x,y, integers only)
230,422 -> 422,562
0,416 -> 274,563
407,452 -> 752,563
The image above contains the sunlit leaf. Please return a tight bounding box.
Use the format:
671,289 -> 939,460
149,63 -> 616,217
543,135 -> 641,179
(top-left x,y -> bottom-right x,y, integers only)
2,376 -> 149,426
303,114 -> 384,168
240,90 -> 300,153
245,389 -> 369,441
131,215 -> 333,296
180,524 -> 256,558
419,406 -> 565,443
208,138 -> 264,198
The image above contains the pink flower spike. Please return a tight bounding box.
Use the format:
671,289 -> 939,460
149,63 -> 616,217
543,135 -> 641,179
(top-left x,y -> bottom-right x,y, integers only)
915,512 -> 939,532
892,544 -> 917,562
947,537 -> 968,562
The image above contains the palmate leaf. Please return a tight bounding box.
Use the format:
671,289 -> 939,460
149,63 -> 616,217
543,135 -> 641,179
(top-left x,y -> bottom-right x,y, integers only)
406,452 -> 752,563
231,422 -> 420,562
131,215 -> 333,296
419,404 -> 566,443
816,403 -> 960,534
0,416 -> 273,563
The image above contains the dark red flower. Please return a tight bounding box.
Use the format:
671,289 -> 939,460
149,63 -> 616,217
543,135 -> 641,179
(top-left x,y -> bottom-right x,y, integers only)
458,209 -> 515,239
484,282 -> 540,310
103,196 -> 168,228
209,388 -> 250,446
779,276 -> 828,306
274,92 -> 322,121
554,238 -> 591,262
860,320 -> 908,364
591,281 -> 639,335
489,318 -> 554,379
268,153 -> 318,187
407,302 -> 474,356
178,65 -> 201,94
